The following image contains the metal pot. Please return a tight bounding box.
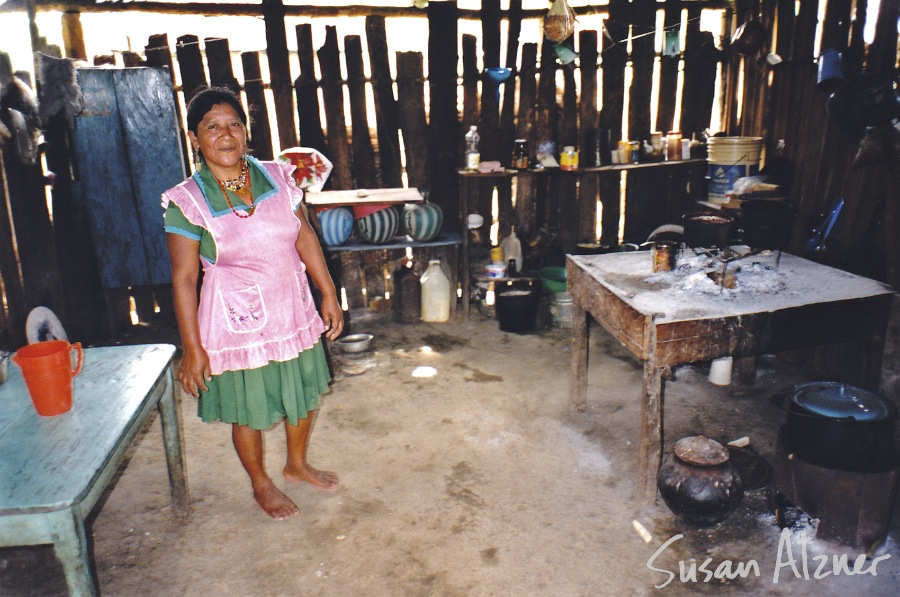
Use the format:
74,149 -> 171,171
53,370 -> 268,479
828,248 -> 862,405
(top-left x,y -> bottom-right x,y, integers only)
782,381 -> 898,472
740,199 -> 794,250
682,212 -> 735,248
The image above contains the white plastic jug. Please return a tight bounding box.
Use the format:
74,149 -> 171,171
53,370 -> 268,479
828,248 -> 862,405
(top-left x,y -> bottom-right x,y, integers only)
420,259 -> 451,322
500,229 -> 523,274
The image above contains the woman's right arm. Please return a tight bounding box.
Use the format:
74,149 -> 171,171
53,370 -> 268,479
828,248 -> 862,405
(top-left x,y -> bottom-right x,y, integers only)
167,232 -> 211,397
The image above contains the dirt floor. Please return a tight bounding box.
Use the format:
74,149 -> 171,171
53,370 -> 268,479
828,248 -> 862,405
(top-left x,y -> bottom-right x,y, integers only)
2,300 -> 899,596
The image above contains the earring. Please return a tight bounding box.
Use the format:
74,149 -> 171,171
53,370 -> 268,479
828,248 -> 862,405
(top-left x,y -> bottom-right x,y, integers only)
193,148 -> 202,173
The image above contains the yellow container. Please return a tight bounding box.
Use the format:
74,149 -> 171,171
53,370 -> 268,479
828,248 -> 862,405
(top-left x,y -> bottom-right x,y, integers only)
560,146 -> 579,171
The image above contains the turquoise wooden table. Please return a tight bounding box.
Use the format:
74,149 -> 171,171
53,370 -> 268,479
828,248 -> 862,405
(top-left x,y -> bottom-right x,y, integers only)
0,344 -> 189,596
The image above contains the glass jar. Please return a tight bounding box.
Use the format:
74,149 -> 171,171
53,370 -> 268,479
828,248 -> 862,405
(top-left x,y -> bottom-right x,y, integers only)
617,140 -> 631,165
650,132 -> 665,161
511,139 -> 529,170
666,130 -> 682,161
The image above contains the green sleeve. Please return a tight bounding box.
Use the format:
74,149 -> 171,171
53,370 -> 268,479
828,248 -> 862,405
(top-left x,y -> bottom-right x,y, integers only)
164,201 -> 217,262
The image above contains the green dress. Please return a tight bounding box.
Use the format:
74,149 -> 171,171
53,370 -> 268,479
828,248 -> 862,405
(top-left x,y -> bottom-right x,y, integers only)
164,159 -> 332,429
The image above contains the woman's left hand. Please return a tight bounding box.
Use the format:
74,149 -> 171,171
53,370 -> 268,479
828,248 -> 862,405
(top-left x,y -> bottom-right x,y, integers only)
320,295 -> 344,341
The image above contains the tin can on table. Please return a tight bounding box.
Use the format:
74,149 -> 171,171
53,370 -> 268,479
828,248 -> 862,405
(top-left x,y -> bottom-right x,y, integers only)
652,241 -> 677,272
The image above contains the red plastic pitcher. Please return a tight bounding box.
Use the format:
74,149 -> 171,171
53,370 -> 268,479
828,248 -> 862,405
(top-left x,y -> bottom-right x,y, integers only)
12,340 -> 83,416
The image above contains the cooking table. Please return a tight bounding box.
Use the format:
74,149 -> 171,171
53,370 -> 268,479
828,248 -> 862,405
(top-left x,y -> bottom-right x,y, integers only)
0,344 -> 188,596
567,251 -> 895,506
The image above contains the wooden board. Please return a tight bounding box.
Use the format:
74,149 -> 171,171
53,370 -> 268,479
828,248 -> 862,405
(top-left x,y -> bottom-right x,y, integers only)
73,67 -> 184,288
306,188 -> 424,206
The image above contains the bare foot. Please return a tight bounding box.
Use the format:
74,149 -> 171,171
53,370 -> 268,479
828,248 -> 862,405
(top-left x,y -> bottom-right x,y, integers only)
283,463 -> 339,490
252,481 -> 300,520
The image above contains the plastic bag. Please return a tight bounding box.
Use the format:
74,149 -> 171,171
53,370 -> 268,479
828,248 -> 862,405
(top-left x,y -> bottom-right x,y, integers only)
544,0 -> 576,43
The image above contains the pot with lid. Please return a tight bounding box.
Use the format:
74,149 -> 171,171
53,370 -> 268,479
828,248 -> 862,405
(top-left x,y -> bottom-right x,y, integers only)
780,381 -> 898,472
658,436 -> 744,526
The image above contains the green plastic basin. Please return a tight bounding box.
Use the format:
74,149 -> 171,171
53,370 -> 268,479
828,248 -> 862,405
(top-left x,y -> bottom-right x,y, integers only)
539,266 -> 567,294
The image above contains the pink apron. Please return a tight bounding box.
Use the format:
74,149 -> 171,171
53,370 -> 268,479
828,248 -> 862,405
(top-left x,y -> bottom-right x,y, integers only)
162,160 -> 326,375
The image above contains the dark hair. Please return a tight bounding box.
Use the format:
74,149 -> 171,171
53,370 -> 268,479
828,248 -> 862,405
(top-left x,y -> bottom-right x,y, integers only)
185,87 -> 247,134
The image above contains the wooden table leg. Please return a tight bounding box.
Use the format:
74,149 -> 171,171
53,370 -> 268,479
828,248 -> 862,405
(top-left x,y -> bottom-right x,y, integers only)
49,508 -> 97,597
158,366 -> 190,517
571,298 -> 588,410
636,322 -> 663,507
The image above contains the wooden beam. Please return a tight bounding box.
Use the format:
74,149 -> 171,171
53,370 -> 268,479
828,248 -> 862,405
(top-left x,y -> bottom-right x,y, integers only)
8,1 -> 731,18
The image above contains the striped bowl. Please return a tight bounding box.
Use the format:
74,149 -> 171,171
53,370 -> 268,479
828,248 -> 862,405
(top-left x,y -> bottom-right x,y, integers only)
403,202 -> 443,242
317,207 -> 354,246
357,206 -> 400,244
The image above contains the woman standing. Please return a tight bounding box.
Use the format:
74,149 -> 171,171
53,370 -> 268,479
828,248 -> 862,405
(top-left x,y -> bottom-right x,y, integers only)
163,87 -> 343,520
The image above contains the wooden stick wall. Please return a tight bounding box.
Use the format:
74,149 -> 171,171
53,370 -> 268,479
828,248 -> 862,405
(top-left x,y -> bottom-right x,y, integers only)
1,0 -> 897,349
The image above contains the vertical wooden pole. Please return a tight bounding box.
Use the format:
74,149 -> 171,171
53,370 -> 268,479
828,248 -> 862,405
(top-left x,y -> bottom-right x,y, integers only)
427,1 -> 459,221
261,0 -> 297,150
175,34 -> 208,103
655,0 -> 681,134
629,0 -> 656,143
461,34 -> 480,135
61,10 -> 87,60
344,35 -> 378,189
535,38 -> 557,151
365,15 -> 403,189
204,37 -> 240,96
241,52 -> 274,161
558,67 -> 579,253
294,24 -> 327,154
0,152 -> 27,349
479,0 -> 502,163
317,27 -> 352,190
145,34 -> 190,178
498,0 -> 523,168
578,31 -> 599,243
601,0 -> 629,143
396,52 -> 430,190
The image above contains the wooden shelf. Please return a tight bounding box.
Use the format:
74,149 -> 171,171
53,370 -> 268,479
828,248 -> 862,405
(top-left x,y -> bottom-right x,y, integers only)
456,158 -> 707,178
322,232 -> 462,252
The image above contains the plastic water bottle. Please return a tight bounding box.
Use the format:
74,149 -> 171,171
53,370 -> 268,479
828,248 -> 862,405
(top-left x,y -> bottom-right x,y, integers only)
420,259 -> 451,322
464,125 -> 480,171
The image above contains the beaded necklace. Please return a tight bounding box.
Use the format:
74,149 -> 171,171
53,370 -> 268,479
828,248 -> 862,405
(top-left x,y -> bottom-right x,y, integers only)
219,165 -> 248,192
216,159 -> 255,218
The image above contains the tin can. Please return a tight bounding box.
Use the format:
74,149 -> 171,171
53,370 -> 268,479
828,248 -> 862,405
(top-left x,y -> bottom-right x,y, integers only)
652,241 -> 677,272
